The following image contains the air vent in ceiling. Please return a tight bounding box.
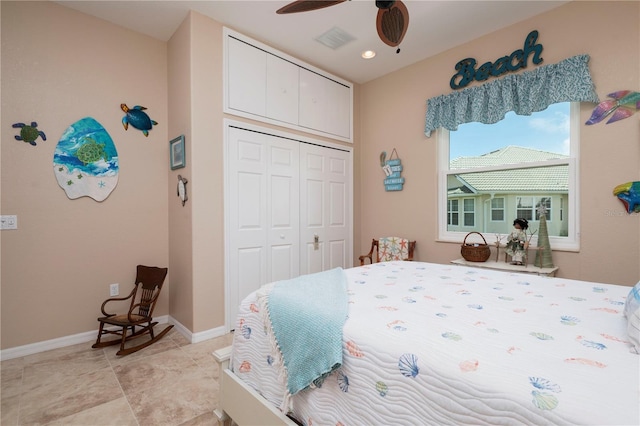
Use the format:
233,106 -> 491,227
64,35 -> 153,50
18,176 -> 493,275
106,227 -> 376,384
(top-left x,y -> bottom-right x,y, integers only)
315,26 -> 356,50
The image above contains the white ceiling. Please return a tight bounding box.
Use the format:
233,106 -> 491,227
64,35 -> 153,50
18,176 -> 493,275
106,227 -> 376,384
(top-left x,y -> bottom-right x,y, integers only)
54,0 -> 568,84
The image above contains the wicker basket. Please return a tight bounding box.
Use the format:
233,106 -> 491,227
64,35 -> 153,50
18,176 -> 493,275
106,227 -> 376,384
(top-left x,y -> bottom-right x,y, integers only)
461,232 -> 491,262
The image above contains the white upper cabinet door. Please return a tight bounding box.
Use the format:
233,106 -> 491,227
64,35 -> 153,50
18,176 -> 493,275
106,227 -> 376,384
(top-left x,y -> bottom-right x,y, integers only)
299,68 -> 327,134
224,28 -> 353,143
227,37 -> 266,116
299,69 -> 351,139
325,81 -> 351,139
266,55 -> 299,125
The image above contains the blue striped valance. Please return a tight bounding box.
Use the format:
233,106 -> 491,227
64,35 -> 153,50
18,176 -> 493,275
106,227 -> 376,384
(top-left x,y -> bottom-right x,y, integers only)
424,54 -> 599,137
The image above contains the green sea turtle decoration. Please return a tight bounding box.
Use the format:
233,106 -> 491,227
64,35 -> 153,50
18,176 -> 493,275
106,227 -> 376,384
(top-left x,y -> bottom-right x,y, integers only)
75,137 -> 109,165
13,121 -> 46,146
121,103 -> 157,137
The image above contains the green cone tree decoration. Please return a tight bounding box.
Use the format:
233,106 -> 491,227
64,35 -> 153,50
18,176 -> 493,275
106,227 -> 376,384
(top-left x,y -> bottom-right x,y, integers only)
535,204 -> 554,268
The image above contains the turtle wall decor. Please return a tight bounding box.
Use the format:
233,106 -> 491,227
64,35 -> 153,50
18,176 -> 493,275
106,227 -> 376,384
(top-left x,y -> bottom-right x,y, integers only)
121,103 -> 158,137
13,121 -> 46,146
53,117 -> 119,202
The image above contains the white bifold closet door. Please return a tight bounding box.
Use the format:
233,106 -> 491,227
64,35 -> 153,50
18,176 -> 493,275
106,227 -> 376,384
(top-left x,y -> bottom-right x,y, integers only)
299,143 -> 350,275
226,125 -> 351,328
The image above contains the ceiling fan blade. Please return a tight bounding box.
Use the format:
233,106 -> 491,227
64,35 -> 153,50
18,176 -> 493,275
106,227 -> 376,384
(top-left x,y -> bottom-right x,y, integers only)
276,0 -> 347,14
376,0 -> 409,47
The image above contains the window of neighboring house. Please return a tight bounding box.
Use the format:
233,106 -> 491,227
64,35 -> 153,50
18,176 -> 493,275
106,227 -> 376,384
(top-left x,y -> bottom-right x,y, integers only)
448,199 -> 459,226
438,102 -> 579,251
463,198 -> 475,226
516,196 -> 534,220
491,197 -> 505,221
516,196 -> 552,221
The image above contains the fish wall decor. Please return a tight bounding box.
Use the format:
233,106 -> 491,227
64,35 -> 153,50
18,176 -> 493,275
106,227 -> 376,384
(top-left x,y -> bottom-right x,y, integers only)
586,90 -> 640,125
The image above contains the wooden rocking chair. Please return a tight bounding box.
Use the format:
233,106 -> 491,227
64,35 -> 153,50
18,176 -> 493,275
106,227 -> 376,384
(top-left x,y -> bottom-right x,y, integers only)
359,237 -> 416,265
92,265 -> 172,356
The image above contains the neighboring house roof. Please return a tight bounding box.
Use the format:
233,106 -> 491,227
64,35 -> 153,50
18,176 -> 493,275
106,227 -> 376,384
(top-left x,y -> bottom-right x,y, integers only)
457,166 -> 568,192
450,146 -> 569,194
450,145 -> 567,169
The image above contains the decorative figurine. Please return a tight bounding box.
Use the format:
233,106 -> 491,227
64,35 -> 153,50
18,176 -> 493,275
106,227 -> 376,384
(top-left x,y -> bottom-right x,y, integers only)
13,121 -> 46,146
505,218 -> 529,265
613,181 -> 640,214
535,204 -> 554,269
121,104 -> 158,137
585,90 -> 640,125
494,234 -> 506,262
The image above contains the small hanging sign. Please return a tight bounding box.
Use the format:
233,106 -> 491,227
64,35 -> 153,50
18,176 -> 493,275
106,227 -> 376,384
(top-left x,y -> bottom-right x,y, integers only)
382,148 -> 404,191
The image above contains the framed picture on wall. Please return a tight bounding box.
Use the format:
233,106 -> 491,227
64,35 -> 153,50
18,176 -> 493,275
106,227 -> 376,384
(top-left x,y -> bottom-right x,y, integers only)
170,135 -> 185,170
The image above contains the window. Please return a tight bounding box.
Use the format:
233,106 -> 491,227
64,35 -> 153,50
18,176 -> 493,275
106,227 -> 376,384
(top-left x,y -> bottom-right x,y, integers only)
516,196 -> 552,221
516,197 -> 534,221
448,199 -> 459,226
438,102 -> 579,250
463,199 -> 475,226
536,197 -> 552,221
491,198 -> 505,221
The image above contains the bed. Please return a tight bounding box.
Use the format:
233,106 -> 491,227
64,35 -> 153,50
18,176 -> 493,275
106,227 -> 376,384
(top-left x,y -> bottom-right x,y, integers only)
213,261 -> 640,425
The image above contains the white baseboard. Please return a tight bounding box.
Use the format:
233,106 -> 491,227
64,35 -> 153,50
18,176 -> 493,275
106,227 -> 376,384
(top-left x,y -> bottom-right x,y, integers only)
0,316 -> 226,361
168,317 -> 227,344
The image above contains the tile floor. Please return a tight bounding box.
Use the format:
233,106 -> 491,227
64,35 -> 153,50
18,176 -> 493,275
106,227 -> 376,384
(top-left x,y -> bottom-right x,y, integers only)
1,325 -> 234,425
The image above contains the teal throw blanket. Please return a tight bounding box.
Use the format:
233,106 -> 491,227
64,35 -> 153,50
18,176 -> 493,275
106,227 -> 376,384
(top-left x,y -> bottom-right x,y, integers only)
267,267 -> 348,396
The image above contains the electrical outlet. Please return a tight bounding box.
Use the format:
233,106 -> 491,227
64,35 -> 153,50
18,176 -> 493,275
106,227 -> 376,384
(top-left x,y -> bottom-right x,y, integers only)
0,215 -> 17,230
110,283 -> 119,297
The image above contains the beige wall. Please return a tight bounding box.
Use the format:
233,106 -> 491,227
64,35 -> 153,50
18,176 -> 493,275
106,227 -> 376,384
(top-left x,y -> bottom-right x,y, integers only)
359,0 -> 639,286
1,1 -> 169,349
1,0 -> 638,352
166,13 -> 195,331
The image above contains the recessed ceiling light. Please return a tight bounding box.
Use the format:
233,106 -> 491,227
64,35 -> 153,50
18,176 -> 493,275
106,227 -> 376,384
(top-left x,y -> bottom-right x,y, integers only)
362,50 -> 376,59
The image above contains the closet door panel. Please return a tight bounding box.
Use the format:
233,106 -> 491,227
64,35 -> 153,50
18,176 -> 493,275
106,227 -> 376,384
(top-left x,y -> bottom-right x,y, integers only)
326,154 -> 349,269
227,128 -> 268,325
300,144 -> 350,275
301,175 -> 325,275
328,240 -> 346,270
226,122 -> 352,329
236,247 -> 263,324
267,136 -> 300,282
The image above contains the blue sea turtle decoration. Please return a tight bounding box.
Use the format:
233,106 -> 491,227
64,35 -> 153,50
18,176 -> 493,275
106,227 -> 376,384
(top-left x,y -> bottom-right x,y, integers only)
13,121 -> 46,146
120,103 -> 157,137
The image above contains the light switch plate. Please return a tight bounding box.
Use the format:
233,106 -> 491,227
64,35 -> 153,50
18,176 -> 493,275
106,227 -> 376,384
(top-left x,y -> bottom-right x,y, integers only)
1,215 -> 17,230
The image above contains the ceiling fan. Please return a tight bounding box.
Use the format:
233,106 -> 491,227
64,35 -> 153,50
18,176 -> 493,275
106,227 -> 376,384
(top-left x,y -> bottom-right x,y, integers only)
276,0 -> 409,52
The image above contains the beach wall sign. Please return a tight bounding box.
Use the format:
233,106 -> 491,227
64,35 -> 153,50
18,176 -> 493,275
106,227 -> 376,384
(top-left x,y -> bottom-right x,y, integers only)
450,30 -> 543,90
383,149 -> 404,191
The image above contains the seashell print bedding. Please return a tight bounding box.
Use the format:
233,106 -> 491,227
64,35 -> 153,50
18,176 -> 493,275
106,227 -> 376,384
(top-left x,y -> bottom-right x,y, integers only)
231,261 -> 639,425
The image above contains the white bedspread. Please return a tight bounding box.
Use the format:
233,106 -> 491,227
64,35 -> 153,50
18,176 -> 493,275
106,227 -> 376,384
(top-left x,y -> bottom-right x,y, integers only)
231,261 -> 640,425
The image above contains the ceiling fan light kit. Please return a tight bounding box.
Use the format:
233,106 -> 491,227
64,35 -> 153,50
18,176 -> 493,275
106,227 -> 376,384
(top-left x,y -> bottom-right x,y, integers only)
277,0 -> 409,53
